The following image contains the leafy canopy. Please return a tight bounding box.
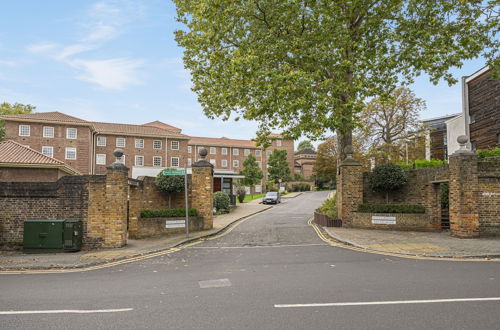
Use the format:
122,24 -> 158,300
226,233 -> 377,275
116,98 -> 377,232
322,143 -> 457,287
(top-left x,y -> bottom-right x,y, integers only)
155,171 -> 185,194
368,163 -> 408,194
240,154 -> 264,188
174,0 -> 499,145
313,136 -> 338,185
0,102 -> 36,141
267,149 -> 291,182
297,140 -> 314,152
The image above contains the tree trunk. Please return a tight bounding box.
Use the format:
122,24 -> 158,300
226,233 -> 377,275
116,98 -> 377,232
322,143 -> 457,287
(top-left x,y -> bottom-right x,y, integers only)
338,129 -> 353,161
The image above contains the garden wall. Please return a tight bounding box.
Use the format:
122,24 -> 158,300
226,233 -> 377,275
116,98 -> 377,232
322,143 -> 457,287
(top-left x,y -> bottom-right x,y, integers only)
478,158 -> 500,236
136,216 -> 203,239
349,213 -> 436,232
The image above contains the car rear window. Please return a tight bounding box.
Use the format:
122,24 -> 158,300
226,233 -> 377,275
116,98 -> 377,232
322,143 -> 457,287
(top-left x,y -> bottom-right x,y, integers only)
266,192 -> 278,196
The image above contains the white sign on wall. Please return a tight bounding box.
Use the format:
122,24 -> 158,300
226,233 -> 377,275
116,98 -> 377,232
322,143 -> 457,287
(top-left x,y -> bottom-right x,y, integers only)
371,216 -> 396,225
166,220 -> 186,228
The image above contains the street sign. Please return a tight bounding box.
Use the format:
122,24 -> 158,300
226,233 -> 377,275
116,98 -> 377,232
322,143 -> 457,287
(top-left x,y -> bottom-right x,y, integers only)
162,169 -> 185,175
166,220 -> 186,228
371,216 -> 396,225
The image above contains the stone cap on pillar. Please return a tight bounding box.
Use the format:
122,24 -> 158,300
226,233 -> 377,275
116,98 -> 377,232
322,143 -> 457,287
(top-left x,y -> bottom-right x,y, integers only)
192,148 -> 214,168
451,135 -> 475,156
107,148 -> 129,170
340,145 -> 361,166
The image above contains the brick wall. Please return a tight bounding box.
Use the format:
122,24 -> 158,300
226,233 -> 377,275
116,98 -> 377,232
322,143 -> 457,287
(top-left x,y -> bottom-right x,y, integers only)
0,167 -> 69,182
349,213 -> 436,231
478,158 -> 500,236
136,216 -> 203,239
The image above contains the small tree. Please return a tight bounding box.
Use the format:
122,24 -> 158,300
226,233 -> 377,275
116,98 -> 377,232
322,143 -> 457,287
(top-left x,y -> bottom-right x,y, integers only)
368,163 -> 408,203
267,149 -> 291,183
236,186 -> 246,203
0,102 -> 35,141
240,154 -> 263,199
297,140 -> 314,152
213,191 -> 230,213
155,171 -> 185,208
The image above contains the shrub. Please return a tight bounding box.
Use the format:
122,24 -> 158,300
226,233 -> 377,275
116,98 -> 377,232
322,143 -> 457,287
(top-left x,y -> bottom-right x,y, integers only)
213,191 -> 230,212
141,208 -> 198,218
368,163 -> 408,202
397,159 -> 447,169
155,171 -> 185,194
316,194 -> 337,218
291,183 -> 311,192
357,204 -> 425,214
476,147 -> 500,158
236,186 -> 246,203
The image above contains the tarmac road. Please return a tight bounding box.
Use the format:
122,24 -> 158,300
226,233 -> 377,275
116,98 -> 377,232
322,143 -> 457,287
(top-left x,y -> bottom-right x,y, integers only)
1,191 -> 499,329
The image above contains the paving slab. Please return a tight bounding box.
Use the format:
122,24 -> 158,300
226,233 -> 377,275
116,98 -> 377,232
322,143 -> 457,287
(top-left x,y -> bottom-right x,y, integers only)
0,202 -> 271,270
324,227 -> 500,258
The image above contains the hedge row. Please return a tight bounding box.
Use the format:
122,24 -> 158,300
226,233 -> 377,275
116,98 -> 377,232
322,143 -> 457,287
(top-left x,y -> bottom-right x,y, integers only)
290,183 -> 311,192
357,204 -> 425,214
140,208 -> 198,218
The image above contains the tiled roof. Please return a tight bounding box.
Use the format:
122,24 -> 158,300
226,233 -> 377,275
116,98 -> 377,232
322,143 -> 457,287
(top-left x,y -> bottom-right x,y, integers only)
188,136 -> 259,148
295,148 -> 316,155
0,140 -> 80,174
0,111 -> 89,124
92,122 -> 189,138
142,121 -> 182,133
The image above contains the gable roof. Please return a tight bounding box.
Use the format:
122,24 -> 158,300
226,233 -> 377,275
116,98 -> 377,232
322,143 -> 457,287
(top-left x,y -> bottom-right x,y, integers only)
92,122 -> 189,139
0,111 -> 90,125
188,136 -> 259,148
295,147 -> 316,155
142,121 -> 182,133
0,140 -> 80,175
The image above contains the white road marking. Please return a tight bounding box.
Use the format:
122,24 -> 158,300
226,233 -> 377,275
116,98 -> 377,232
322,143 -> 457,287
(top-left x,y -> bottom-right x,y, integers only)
189,243 -> 326,249
274,297 -> 500,308
199,278 -> 232,289
0,308 -> 133,315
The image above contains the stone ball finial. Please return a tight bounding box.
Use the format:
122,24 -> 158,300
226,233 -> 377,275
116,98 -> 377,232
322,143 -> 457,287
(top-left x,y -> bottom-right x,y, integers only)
344,145 -> 354,158
199,147 -> 207,159
113,148 -> 124,158
457,135 -> 469,145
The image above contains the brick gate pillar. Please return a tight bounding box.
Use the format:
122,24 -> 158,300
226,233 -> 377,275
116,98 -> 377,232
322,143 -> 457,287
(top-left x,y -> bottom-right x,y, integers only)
104,149 -> 129,247
449,136 -> 480,238
337,146 -> 363,225
191,148 -> 214,230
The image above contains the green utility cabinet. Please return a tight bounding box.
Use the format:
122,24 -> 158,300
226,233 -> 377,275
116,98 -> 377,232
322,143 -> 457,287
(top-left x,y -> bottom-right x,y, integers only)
23,219 -> 83,252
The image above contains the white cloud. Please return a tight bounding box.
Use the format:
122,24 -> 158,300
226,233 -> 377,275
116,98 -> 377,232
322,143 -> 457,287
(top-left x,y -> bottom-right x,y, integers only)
69,58 -> 144,90
27,43 -> 58,54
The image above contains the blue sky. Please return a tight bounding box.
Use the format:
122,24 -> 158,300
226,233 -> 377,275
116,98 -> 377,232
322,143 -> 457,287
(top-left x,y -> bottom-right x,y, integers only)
0,0 -> 489,144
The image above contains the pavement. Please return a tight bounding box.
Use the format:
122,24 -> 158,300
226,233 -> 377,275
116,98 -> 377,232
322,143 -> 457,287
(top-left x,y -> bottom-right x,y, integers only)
323,227 -> 500,259
0,195 -> 299,271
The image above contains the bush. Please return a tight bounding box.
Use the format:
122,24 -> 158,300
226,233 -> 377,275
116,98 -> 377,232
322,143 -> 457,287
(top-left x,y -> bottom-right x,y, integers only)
236,186 -> 246,203
291,183 -> 311,192
213,191 -> 231,212
357,204 -> 425,214
316,194 -> 337,218
155,171 -> 185,194
476,147 -> 500,158
368,163 -> 407,202
397,159 -> 447,169
141,208 -> 198,218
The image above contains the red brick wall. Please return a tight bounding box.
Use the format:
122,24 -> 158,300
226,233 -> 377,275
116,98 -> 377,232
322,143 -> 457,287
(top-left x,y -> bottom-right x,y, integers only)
0,167 -> 68,182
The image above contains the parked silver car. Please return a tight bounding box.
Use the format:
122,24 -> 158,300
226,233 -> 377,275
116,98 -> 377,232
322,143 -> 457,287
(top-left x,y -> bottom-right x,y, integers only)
262,191 -> 281,204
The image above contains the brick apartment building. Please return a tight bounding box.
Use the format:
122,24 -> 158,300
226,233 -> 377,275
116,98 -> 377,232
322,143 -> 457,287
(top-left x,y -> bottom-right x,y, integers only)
0,112 -> 294,190
294,148 -> 317,179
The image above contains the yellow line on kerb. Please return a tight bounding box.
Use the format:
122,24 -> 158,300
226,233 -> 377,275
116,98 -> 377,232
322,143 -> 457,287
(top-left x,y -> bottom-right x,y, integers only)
1,209 -> 265,275
307,218 -> 498,262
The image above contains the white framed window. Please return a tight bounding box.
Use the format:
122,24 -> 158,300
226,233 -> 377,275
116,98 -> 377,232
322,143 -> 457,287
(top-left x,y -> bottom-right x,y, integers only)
233,148 -> 239,156
244,149 -> 250,156
188,146 -> 192,153
210,147 -> 216,154
187,158 -> 192,166
65,147 -> 76,160
116,137 -> 126,147
135,139 -> 144,148
255,150 -> 261,157
171,157 -> 180,167
221,148 -> 228,155
276,139 -> 282,147
66,128 -> 77,139
96,154 -> 106,165
97,136 -> 106,146
153,140 -> 162,149
41,146 -> 53,158
221,159 -> 228,167
153,156 -> 162,167
43,126 -> 54,138
135,155 -> 144,166
210,159 -> 216,166
233,160 -> 239,168
117,155 -> 125,164
171,141 -> 179,150
19,125 -> 30,137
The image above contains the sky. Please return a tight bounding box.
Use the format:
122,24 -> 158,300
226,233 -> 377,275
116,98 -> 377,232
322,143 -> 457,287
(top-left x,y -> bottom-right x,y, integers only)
0,0 -> 490,145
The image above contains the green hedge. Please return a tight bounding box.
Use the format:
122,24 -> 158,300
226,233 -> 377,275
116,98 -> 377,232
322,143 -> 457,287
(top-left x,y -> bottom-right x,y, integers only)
476,147 -> 500,158
397,159 -> 447,169
140,208 -> 198,218
357,204 -> 425,214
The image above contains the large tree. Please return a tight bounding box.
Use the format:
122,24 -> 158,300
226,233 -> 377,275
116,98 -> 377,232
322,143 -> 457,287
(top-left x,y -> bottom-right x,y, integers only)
174,1 -> 499,158
267,149 -> 291,182
359,87 -> 427,162
313,136 -> 338,188
297,140 -> 314,152
0,102 -> 35,141
240,154 -> 264,197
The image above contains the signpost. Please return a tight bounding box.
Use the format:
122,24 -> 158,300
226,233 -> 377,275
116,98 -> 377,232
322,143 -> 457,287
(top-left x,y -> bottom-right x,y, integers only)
162,168 -> 189,237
